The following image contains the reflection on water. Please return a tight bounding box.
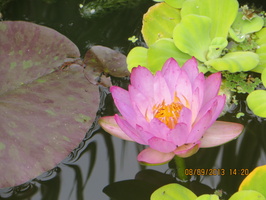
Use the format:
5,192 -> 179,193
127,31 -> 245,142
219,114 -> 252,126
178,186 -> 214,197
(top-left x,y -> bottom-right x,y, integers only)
1,0 -> 266,199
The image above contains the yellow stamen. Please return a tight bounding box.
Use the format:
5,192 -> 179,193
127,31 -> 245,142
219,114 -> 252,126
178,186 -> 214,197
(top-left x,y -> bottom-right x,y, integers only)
153,95 -> 183,129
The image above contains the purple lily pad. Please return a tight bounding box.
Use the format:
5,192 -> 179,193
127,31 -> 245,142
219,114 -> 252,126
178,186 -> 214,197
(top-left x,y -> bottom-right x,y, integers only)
0,21 -> 99,188
83,45 -> 130,87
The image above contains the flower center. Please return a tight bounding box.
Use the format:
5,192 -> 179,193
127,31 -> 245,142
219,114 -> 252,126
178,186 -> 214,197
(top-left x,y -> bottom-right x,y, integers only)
153,96 -> 183,129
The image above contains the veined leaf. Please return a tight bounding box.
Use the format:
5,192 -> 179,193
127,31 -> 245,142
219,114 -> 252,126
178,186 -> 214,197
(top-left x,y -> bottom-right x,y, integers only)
150,183 -> 197,200
207,37 -> 228,60
229,190 -> 266,200
147,38 -> 191,73
165,0 -> 186,8
253,28 -> 266,73
205,51 -> 259,72
181,0 -> 239,39
127,46 -> 148,71
247,90 -> 266,118
196,194 -> 220,200
0,21 -> 99,188
173,14 -> 212,62
230,12 -> 264,42
239,165 -> 266,197
142,2 -> 181,46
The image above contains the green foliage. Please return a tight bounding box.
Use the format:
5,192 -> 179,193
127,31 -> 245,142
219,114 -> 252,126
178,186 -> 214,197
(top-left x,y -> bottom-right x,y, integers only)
253,27 -> 266,73
247,90 -> 266,117
165,0 -> 185,8
205,51 -> 259,72
222,71 -> 261,94
142,2 -> 181,46
229,190 -> 266,200
181,0 -> 239,39
196,194 -> 220,200
173,14 -> 212,62
150,183 -> 197,200
151,165 -> 266,200
126,0 -> 266,118
239,165 -> 266,198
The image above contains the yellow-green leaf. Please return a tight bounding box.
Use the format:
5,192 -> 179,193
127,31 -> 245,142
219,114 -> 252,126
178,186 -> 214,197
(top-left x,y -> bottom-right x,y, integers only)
247,90 -> 266,118
173,14 -> 212,62
181,0 -> 238,39
147,38 -> 191,73
205,51 -> 259,72
142,2 -> 181,46
229,190 -> 266,200
150,183 -> 197,200
239,165 -> 266,197
127,47 -> 148,71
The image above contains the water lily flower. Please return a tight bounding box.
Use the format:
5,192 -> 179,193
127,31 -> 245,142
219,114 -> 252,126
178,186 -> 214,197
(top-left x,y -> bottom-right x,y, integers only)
99,57 -> 244,165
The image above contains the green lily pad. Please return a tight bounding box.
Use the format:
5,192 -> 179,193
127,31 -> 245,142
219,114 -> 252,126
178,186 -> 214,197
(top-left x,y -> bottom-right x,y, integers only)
142,2 -> 181,46
181,0 -> 239,39
0,21 -> 99,188
247,90 -> 266,118
229,190 -> 266,200
239,165 -> 266,197
147,38 -> 191,73
150,183 -> 197,200
205,51 -> 259,72
173,14 -> 212,62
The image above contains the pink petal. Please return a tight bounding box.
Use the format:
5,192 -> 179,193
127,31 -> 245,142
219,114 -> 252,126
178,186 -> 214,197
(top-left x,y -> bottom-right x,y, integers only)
149,117 -> 171,140
161,58 -> 182,98
174,70 -> 193,106
178,107 -> 192,129
174,142 -> 200,158
181,57 -> 199,83
148,137 -> 177,153
130,66 -> 154,99
98,116 -> 134,141
128,85 -> 153,120
190,73 -> 205,122
200,121 -> 244,148
153,70 -> 172,104
137,147 -> 175,165
196,95 -> 226,125
187,110 -> 212,143
168,123 -> 189,146
114,114 -> 150,145
110,86 -> 136,123
203,72 -> 222,106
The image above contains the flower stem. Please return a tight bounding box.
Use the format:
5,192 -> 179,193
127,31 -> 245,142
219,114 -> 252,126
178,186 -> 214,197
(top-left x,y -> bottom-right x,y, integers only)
174,156 -> 188,181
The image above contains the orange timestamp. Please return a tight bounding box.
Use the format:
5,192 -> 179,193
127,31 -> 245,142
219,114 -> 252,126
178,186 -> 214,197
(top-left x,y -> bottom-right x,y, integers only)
184,168 -> 250,176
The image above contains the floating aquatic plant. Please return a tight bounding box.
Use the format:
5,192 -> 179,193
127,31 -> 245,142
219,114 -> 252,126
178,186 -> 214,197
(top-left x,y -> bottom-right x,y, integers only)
150,164 -> 266,200
0,20 -> 129,188
126,0 -> 266,117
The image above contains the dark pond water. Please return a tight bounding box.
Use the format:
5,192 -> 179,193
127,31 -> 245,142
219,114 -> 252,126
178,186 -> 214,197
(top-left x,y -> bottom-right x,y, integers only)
1,0 -> 266,199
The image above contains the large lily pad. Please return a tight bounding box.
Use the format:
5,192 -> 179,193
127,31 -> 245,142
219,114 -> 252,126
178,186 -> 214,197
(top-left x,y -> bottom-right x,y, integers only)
0,21 -> 99,188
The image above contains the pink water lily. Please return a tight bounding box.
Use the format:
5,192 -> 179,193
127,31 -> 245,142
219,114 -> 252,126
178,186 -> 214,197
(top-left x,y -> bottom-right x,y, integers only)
99,58 -> 244,164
